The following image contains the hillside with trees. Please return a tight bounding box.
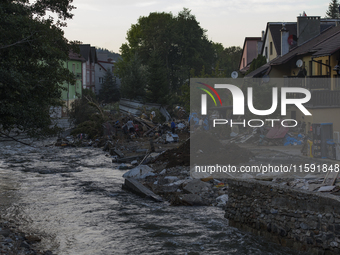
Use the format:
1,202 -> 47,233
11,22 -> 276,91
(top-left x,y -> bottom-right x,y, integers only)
96,48 -> 121,62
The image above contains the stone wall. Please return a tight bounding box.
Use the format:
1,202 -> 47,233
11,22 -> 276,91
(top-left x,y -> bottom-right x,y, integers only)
225,179 -> 340,255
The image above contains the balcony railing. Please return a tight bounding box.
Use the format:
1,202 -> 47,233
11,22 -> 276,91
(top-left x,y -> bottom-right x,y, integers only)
284,76 -> 331,90
287,90 -> 340,107
308,90 -> 340,107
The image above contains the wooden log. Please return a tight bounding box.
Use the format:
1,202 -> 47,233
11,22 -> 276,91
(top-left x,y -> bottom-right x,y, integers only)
122,178 -> 163,202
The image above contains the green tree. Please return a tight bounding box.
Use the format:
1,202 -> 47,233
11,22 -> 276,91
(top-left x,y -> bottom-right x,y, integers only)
98,70 -> 120,103
119,54 -> 147,100
0,0 -> 75,142
245,54 -> 267,75
69,89 -> 97,125
145,52 -> 169,104
326,0 -> 340,18
214,46 -> 242,77
117,8 -> 216,96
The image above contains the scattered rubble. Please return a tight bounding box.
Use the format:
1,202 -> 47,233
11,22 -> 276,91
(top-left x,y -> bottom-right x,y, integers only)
53,110 -> 340,207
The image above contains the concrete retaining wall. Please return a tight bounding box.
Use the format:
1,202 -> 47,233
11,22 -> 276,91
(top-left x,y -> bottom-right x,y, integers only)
225,179 -> 340,255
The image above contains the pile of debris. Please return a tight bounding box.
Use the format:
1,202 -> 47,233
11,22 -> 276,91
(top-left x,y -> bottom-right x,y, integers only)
227,124 -> 306,147
120,131 -> 255,207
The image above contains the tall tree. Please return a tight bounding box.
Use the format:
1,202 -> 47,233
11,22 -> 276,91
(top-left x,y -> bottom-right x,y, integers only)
145,52 -> 169,104
326,0 -> 340,18
98,70 -> 120,103
119,54 -> 147,100
117,8 -> 216,96
0,0 -> 75,142
214,45 -> 242,77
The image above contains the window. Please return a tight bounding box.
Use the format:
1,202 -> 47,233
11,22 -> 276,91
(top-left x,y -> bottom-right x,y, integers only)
326,60 -> 329,75
265,47 -> 268,59
91,71 -> 94,83
309,61 -> 313,76
270,42 -> 273,55
112,66 -> 115,72
99,77 -> 103,84
72,64 -> 75,74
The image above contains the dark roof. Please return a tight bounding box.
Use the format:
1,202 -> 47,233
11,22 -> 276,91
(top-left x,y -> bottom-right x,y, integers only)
269,23 -> 297,56
261,22 -> 297,56
270,25 -> 340,65
79,44 -> 91,61
79,44 -> 97,63
239,64 -> 250,74
320,23 -> 335,33
69,50 -> 85,62
90,47 -> 97,63
244,62 -> 271,78
311,26 -> 340,57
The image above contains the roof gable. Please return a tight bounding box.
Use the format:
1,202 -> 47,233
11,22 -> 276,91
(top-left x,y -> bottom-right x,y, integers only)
261,22 -> 297,56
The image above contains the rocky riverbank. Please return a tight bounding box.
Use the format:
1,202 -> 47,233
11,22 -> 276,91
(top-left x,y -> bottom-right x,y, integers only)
0,217 -> 53,255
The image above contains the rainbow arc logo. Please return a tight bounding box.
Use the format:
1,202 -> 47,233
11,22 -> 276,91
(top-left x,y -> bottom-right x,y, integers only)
196,82 -> 222,107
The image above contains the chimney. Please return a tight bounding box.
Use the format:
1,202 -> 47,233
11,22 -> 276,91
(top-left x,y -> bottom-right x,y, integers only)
261,30 -> 265,40
281,23 -> 289,56
297,16 -> 320,46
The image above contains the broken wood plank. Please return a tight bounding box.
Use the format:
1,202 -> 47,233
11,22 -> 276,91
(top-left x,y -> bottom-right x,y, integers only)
122,178 -> 163,202
143,126 -> 158,137
110,148 -> 124,158
332,171 -> 339,186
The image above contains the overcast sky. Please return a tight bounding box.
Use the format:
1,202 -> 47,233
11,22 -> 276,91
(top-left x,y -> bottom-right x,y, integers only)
62,0 -> 331,53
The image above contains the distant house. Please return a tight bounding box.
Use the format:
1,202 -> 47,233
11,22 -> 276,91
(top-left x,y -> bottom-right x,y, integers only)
58,51 -> 85,117
95,53 -> 121,95
260,18 -> 336,64
239,37 -> 263,74
261,22 -> 297,62
79,44 -> 97,92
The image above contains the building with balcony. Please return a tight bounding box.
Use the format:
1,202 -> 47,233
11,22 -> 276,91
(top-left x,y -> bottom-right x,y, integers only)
245,18 -> 340,133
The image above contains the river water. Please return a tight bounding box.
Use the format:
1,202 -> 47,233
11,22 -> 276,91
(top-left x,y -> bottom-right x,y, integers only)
0,140 -> 300,254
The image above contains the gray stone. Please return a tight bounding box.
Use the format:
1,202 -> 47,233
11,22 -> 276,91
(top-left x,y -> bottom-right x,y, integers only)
118,163 -> 129,170
0,230 -> 11,237
182,194 -> 208,206
300,222 -> 309,230
330,241 -> 338,247
270,208 -> 278,214
183,179 -> 212,194
164,176 -> 179,183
